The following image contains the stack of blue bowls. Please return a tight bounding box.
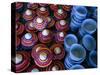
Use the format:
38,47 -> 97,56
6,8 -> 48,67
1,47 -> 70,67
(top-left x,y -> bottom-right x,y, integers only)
79,19 -> 97,37
64,34 -> 78,52
82,34 -> 96,51
64,44 -> 86,69
64,6 -> 97,70
70,6 -> 87,32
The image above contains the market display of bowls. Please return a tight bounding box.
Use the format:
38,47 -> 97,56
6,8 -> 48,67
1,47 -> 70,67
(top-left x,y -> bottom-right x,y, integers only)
12,2 -> 97,73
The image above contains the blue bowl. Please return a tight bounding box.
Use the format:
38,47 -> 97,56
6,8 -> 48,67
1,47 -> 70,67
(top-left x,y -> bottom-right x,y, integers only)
82,34 -> 96,51
64,34 -> 78,52
69,44 -> 86,62
79,19 -> 97,36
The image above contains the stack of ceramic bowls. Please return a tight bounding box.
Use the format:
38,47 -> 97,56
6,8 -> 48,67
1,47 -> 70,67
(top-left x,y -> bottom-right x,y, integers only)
31,44 -> 53,68
14,2 -> 97,72
79,19 -> 97,37
82,35 -> 96,51
54,9 -> 67,20
70,6 -> 87,32
38,29 -> 53,43
64,44 -> 86,69
21,33 -> 38,49
50,44 -> 65,60
12,51 -> 30,72
25,21 -> 37,33
64,34 -> 78,52
23,9 -> 36,21
46,61 -> 64,71
32,47 -> 53,68
33,16 -> 48,31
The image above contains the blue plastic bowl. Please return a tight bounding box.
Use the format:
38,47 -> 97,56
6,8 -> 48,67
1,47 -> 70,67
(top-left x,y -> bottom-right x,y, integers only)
69,44 -> 86,62
82,34 -> 96,51
81,19 -> 96,35
64,34 -> 78,52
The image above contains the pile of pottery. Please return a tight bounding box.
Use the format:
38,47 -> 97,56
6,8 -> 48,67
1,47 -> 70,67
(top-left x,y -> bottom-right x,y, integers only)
12,2 -> 97,73
64,6 -> 97,69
